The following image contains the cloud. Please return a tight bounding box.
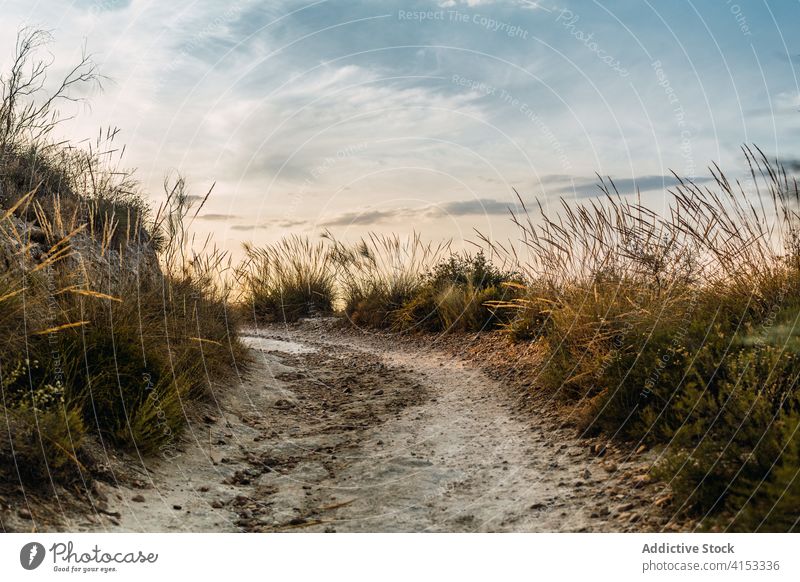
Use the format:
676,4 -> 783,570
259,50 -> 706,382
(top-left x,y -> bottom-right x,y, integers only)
320,197 -> 522,227
72,0 -> 132,12
437,198 -> 520,215
537,174 -> 575,184
747,91 -> 800,117
779,158 -> 800,172
196,213 -> 239,221
318,175 -> 716,227
231,218 -> 309,231
438,0 -> 547,7
230,224 -> 263,231
321,208 -> 415,227
2,0 -> 796,251
553,175 -> 713,198
267,218 -> 310,228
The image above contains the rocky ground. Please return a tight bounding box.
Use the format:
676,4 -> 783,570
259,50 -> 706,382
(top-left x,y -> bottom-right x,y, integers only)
1,319 -> 684,532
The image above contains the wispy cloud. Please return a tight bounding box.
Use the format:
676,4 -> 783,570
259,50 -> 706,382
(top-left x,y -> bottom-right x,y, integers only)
231,218 -> 311,231
321,197 -> 523,227
553,175 -> 714,198
779,158 -> 800,172
318,174 -> 720,227
196,213 -> 239,221
321,208 -> 415,227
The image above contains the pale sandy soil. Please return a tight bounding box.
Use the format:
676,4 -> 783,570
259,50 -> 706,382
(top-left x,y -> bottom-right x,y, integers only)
2,319 -> 675,532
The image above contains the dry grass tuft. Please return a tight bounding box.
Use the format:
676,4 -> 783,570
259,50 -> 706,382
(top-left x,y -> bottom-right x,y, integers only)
482,146 -> 800,531
1,29 -> 245,489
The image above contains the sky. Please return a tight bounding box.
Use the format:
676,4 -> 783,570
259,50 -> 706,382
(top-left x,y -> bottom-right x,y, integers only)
1,0 -> 799,255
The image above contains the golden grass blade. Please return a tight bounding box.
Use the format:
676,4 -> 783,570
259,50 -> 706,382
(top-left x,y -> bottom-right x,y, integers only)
32,321 -> 90,335
189,336 -> 224,346
0,287 -> 25,303
57,286 -> 122,302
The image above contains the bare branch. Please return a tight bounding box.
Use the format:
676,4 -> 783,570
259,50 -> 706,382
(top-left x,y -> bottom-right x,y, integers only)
0,27 -> 101,152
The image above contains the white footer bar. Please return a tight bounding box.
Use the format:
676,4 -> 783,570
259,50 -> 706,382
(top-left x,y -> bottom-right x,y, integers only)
1,533 -> 797,581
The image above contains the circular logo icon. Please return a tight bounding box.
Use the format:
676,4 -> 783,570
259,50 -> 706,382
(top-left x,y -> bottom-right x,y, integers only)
20,542 -> 46,570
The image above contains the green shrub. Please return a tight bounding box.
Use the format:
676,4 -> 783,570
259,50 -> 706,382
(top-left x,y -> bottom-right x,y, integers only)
121,373 -> 189,455
0,402 -> 87,483
727,411 -> 800,532
391,251 -> 521,333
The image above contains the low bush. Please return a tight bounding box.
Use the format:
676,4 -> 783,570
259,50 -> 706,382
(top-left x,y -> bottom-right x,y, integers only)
392,252 -> 521,332
0,405 -> 87,484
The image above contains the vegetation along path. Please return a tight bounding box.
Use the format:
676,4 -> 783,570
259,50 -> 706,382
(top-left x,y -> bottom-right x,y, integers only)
28,319 -> 673,533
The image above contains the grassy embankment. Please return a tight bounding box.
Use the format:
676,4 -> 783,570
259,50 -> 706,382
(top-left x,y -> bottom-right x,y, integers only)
0,29 -> 244,492
240,150 -> 800,532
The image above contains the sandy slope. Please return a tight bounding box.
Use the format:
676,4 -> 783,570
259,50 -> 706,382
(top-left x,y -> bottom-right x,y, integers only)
10,320 -> 673,532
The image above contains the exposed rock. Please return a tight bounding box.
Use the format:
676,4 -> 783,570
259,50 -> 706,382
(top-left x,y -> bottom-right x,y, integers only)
654,494 -> 673,507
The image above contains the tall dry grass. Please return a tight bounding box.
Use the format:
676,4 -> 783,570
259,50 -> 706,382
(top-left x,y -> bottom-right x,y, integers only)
483,146 -> 800,531
0,29 -> 245,489
237,235 -> 336,323
238,231 -> 519,333
326,232 -> 451,329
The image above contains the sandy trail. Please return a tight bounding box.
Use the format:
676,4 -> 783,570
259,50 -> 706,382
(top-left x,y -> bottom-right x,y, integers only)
53,321 -> 666,533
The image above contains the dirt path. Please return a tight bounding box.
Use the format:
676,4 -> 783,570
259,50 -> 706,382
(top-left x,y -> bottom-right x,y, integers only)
48,321 -> 669,533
